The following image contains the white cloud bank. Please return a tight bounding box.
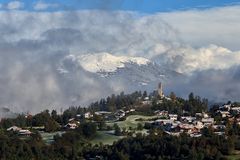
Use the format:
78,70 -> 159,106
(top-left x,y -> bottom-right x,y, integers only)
158,6 -> 240,50
6,1 -> 24,10
0,5 -> 240,114
34,1 -> 59,10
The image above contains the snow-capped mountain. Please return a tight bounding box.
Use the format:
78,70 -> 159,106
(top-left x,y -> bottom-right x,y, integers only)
74,52 -> 150,73
58,52 -> 183,88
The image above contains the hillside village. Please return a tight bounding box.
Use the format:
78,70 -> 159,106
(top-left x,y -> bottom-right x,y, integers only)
3,82 -> 240,141
1,83 -> 240,159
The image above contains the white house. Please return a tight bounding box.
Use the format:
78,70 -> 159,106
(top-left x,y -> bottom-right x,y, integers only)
65,123 -> 78,129
84,112 -> 93,119
220,104 -> 231,111
231,107 -> 240,113
169,114 -> 178,121
115,110 -> 126,119
181,116 -> 196,123
202,112 -> 209,118
95,111 -> 112,116
18,129 -> 31,135
218,111 -> 230,118
144,97 -> 150,101
7,126 -> 22,132
201,118 -> 214,126
155,110 -> 168,117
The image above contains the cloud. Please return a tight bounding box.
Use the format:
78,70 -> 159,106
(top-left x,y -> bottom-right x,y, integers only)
166,66 -> 240,102
34,1 -> 59,10
158,5 -> 240,50
0,6 -> 239,114
6,1 -> 24,10
153,44 -> 240,74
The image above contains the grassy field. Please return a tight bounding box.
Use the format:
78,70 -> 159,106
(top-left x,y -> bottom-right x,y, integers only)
40,131 -> 65,144
91,131 -> 124,145
91,115 -> 156,145
226,155 -> 240,160
107,115 -> 157,130
225,150 -> 240,160
40,115 -> 156,145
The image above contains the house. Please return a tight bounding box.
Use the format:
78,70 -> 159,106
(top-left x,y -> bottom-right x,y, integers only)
220,104 -> 231,111
84,112 -> 93,119
7,126 -> 22,132
130,108 -> 135,112
214,132 -> 225,136
218,111 -> 230,118
68,118 -> 75,122
190,133 -> 202,138
157,100 -> 163,104
212,125 -> 226,132
141,96 -> 151,105
195,113 -> 202,118
194,121 -> 204,129
165,131 -> 181,136
188,127 -> 200,134
126,108 -> 136,114
170,125 -> 181,132
65,123 -> 78,129
68,118 -> 80,124
95,111 -> 113,120
164,97 -> 172,101
201,118 -> 214,126
144,97 -> 149,101
142,98 -> 151,105
155,110 -> 168,117
202,112 -> 209,118
154,119 -> 174,126
18,129 -> 31,136
95,111 -> 112,116
231,107 -> 240,114
115,110 -> 126,119
76,114 -> 81,118
24,113 -> 32,119
179,124 -> 194,130
169,114 -> 178,121
181,116 -> 196,123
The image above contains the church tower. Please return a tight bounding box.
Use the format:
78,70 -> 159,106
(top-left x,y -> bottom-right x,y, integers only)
158,82 -> 163,98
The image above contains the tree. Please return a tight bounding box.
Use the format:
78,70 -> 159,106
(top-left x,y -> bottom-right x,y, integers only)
114,124 -> 121,136
188,92 -> 194,103
44,119 -> 60,132
137,123 -> 143,131
143,91 -> 148,98
51,110 -> 58,120
78,122 -> 97,139
98,121 -> 107,131
170,92 -> 177,101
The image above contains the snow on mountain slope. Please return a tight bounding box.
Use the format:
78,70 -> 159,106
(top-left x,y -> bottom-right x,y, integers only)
76,52 -> 150,73
58,52 -> 183,87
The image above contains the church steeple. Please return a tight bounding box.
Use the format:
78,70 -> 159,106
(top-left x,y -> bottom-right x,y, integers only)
158,82 -> 163,98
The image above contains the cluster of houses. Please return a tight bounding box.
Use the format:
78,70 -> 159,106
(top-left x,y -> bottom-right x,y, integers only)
5,108 -> 136,135
217,104 -> 240,118
148,103 -> 240,137
63,109 -> 135,130
7,126 -> 32,136
148,110 -> 214,137
5,89 -> 240,140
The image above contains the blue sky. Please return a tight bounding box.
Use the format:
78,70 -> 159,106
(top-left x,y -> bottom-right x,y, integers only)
1,0 -> 240,12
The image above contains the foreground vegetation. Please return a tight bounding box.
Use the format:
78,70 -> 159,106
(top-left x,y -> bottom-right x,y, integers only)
0,126 -> 239,159
0,90 -> 240,159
